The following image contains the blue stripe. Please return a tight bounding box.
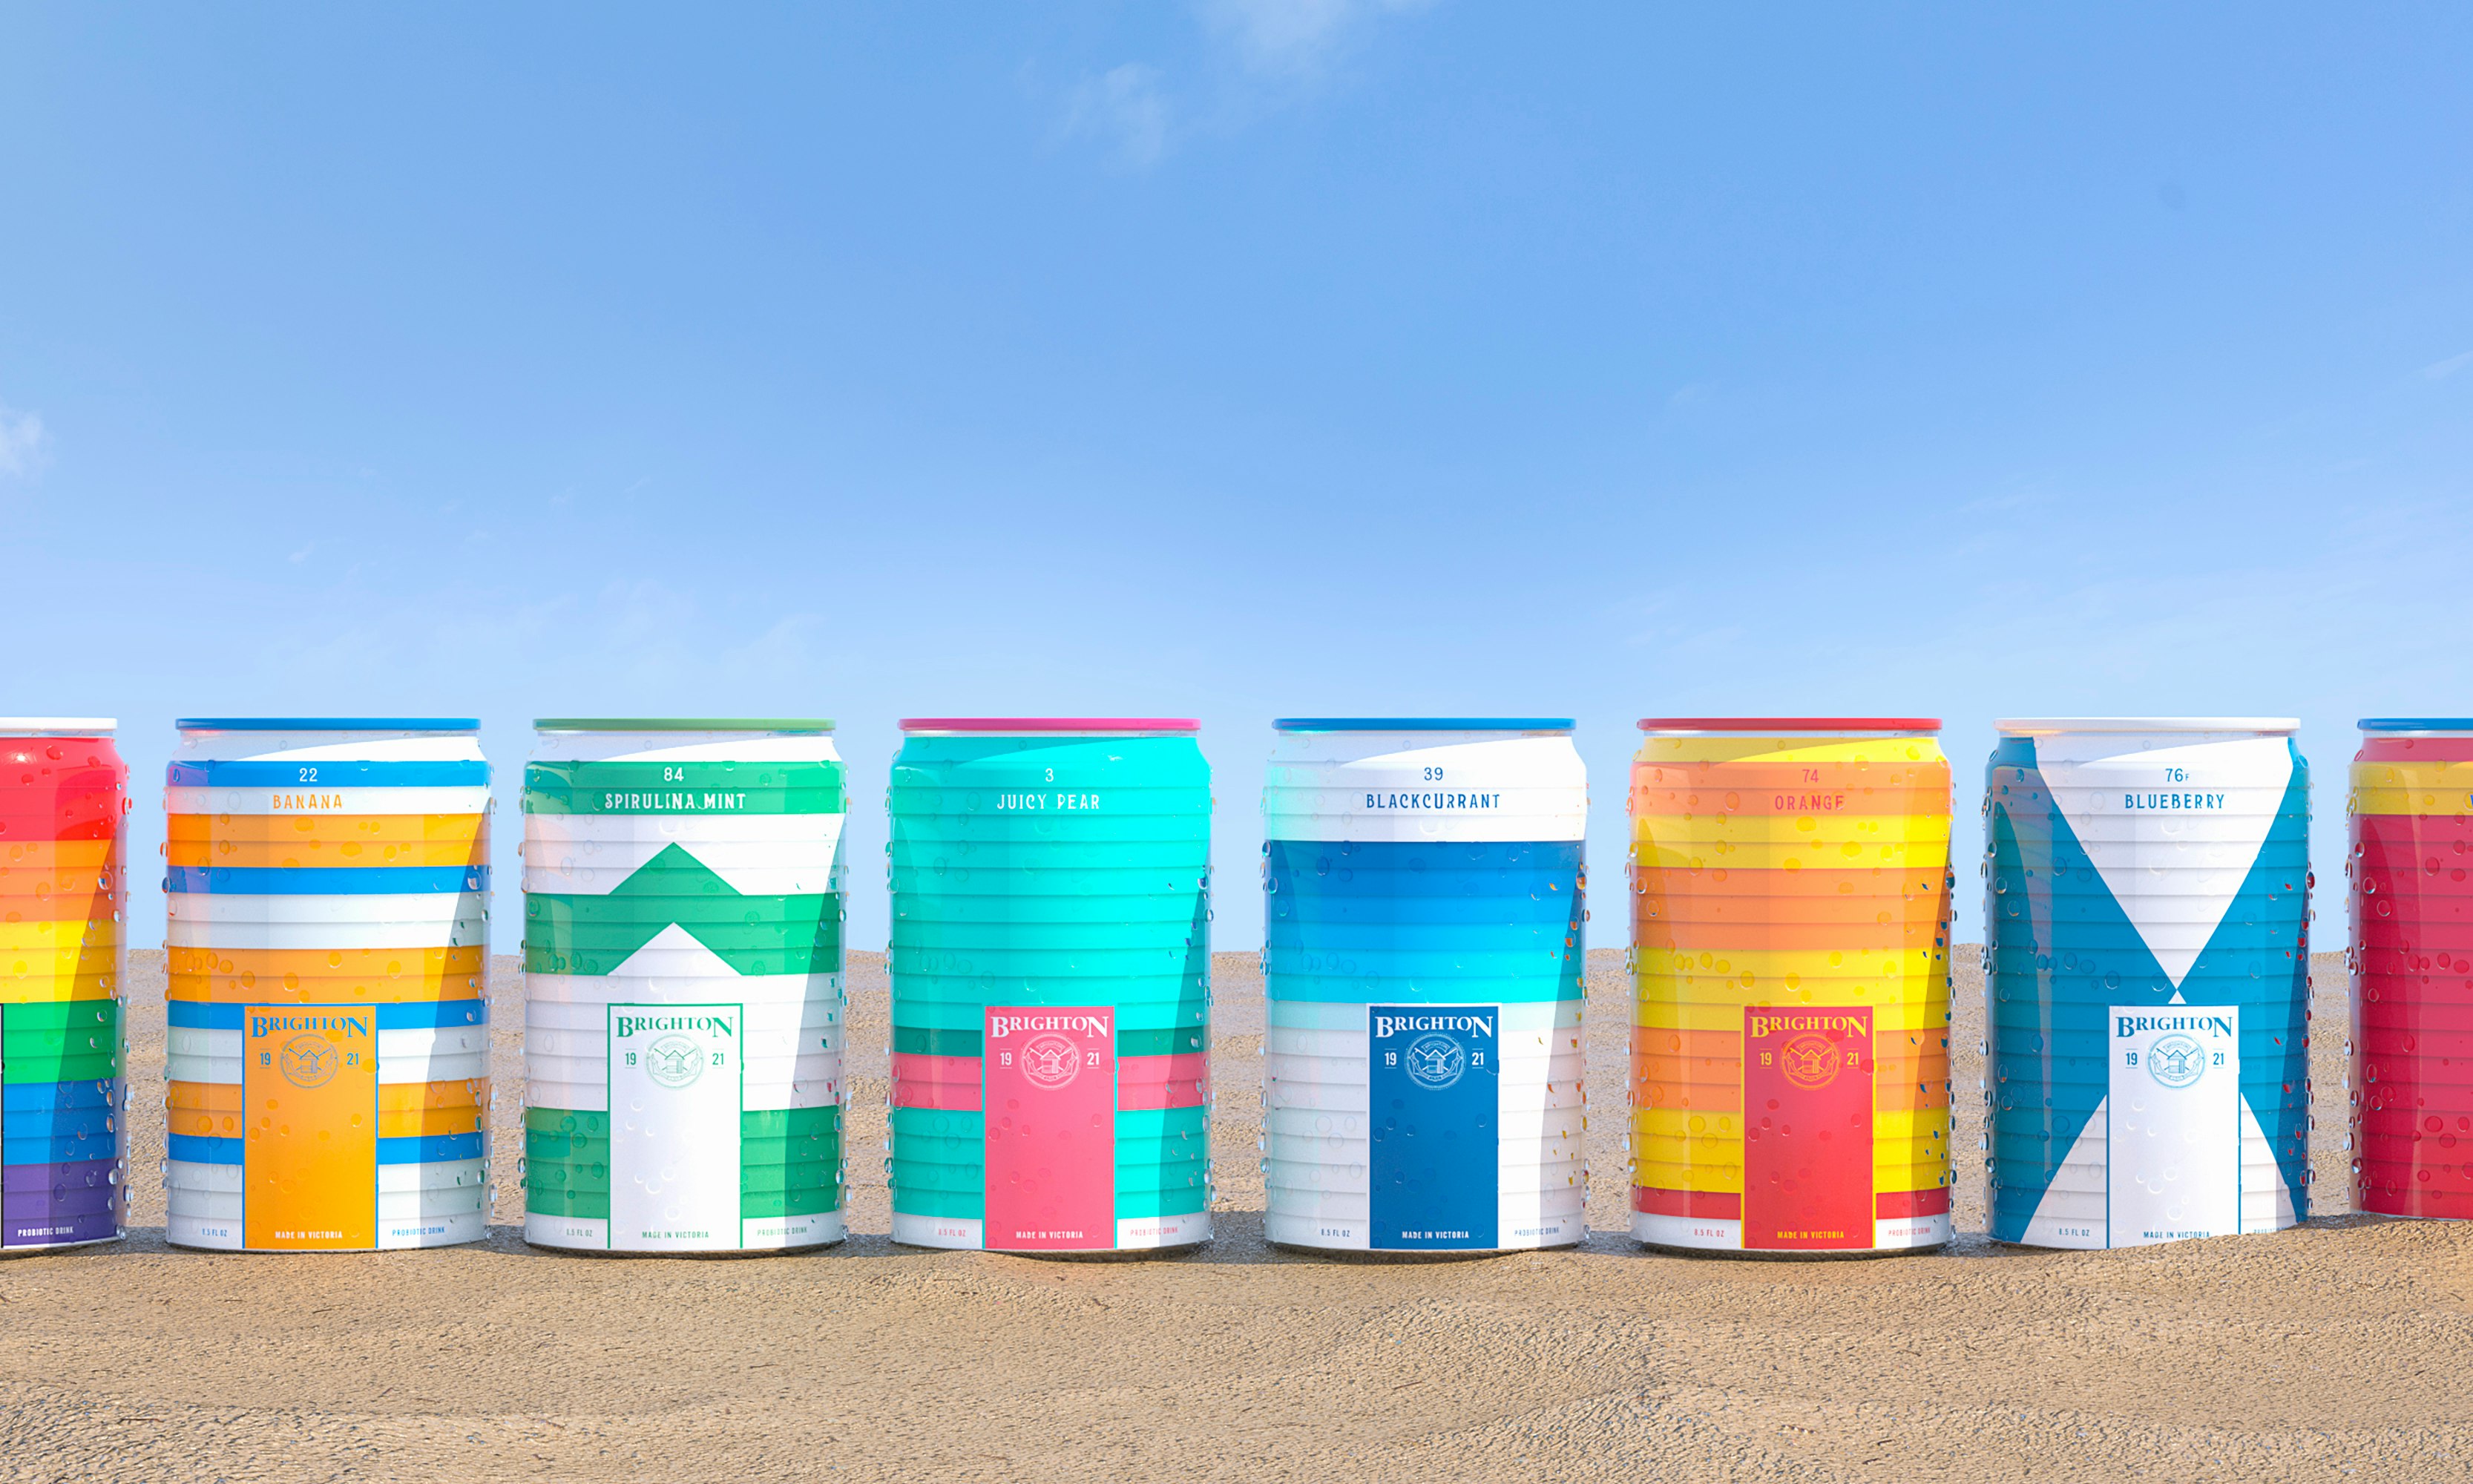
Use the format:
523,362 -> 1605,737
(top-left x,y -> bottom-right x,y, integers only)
4,1134 -> 119,1163
168,1132 -> 482,1166
2,1106 -> 115,1140
168,1000 -> 489,1031
165,865 -> 488,894
168,1134 -> 242,1165
165,759 -> 489,787
2,1080 -> 116,1112
382,1132 -> 484,1163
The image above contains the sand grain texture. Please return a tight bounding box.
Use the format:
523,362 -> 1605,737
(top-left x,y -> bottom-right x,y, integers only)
1,948 -> 2466,1482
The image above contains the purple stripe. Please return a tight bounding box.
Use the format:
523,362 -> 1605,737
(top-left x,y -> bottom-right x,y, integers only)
3,1157 -> 119,1195
4,1206 -> 121,1247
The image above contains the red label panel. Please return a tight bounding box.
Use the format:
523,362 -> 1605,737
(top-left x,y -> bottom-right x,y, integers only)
1742,1005 -> 1873,1250
982,1006 -> 1114,1250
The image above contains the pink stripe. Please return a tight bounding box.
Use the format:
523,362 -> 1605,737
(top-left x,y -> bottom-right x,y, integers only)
891,1053 -> 982,1111
1118,1051 -> 1209,1110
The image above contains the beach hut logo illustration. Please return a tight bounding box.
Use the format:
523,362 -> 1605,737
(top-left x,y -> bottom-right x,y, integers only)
1779,1033 -> 1842,1091
1019,1031 -> 1084,1090
279,1033 -> 341,1090
645,1034 -> 706,1090
2147,1034 -> 2207,1089
1405,1034 -> 1467,1091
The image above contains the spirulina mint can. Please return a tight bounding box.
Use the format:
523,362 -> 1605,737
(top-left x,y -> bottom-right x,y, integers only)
521,720 -> 847,1253
887,719 -> 1212,1252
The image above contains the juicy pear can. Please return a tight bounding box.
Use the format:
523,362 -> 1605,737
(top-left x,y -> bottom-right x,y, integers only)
1629,719 -> 1955,1254
887,719 -> 1212,1252
163,719 -> 490,1252
1261,719 -> 1586,1253
1984,718 -> 2311,1247
1,720 -> 129,1252
521,720 -> 847,1252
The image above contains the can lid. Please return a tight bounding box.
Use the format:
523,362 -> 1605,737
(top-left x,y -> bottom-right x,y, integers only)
899,718 -> 1199,732
1275,718 -> 1573,732
534,718 -> 835,732
1637,717 -> 1940,732
0,718 -> 116,735
175,718 -> 480,731
2358,718 -> 2473,733
1996,717 -> 2298,735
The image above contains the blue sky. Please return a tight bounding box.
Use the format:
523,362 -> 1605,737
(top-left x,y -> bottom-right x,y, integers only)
4,4 -> 2469,952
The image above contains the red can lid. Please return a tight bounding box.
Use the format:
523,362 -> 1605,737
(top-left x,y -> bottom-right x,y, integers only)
899,718 -> 1201,732
1636,717 -> 1941,732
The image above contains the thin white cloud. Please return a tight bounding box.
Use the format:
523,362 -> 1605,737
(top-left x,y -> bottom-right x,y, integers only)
0,402 -> 46,477
1197,0 -> 1430,76
2422,349 -> 2473,381
1065,63 -> 1172,168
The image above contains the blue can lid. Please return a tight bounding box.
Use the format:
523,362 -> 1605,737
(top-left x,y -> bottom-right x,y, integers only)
1273,718 -> 1574,732
176,718 -> 480,731
2359,718 -> 2473,732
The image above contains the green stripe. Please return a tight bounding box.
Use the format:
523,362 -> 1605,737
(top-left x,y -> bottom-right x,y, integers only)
0,1001 -> 120,1037
743,1186 -> 841,1218
525,1104 -> 841,1140
525,1159 -> 841,1198
4,1050 -> 120,1083
890,1186 -> 983,1220
525,1185 -> 608,1219
890,1107 -> 983,1139
887,1025 -> 1203,1058
1114,1186 -> 1208,1219
522,843 -> 844,974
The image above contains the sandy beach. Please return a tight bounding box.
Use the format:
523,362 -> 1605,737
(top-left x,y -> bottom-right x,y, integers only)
1,947 -> 2467,1482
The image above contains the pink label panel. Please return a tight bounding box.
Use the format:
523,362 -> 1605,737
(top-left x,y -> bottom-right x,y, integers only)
983,1006 -> 1116,1250
1117,1051 -> 1209,1110
892,1053 -> 983,1111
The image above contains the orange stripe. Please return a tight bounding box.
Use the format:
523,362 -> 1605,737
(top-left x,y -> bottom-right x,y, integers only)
165,812 -> 490,845
1631,865 -> 1950,899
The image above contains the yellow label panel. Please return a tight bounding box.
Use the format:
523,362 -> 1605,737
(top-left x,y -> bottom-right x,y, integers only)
243,1004 -> 378,1250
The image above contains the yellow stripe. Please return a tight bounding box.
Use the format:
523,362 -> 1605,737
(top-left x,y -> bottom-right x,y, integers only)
1633,997 -> 1950,1032
1629,1157 -> 1953,1195
1630,1107 -> 1951,1142
0,919 -> 121,951
1632,814 -> 1953,847
1633,945 -> 1947,979
1632,737 -> 1949,766
2351,786 -> 2473,818
0,972 -> 118,1002
1630,838 -> 1951,870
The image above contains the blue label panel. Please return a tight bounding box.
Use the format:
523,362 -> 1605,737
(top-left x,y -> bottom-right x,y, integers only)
1368,1003 -> 1499,1250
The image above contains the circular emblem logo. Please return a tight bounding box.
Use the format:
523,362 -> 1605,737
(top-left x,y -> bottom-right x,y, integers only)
2147,1034 -> 2207,1089
279,1033 -> 340,1090
1404,1033 -> 1467,1091
1779,1033 -> 1842,1090
1019,1031 -> 1084,1090
644,1034 -> 706,1090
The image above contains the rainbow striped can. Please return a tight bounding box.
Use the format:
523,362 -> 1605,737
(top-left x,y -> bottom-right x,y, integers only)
164,719 -> 491,1252
887,719 -> 1211,1252
520,720 -> 847,1252
1261,719 -> 1586,1252
1984,718 -> 2311,1247
1629,719 -> 1955,1254
2349,718 -> 2473,1218
1,720 -> 128,1252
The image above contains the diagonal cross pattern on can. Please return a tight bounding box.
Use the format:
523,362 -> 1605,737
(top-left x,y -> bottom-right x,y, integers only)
2348,718 -> 2473,1218
1629,718 -> 1957,1255
519,719 -> 849,1252
162,718 -> 492,1252
1983,718 -> 2311,1249
1,719 -> 129,1253
1261,718 -> 1588,1253
887,718 -> 1212,1253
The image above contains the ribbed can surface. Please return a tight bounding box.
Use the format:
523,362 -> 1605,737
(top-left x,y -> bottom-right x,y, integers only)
162,720 -> 491,1251
887,720 -> 1212,1252
1,720 -> 128,1252
1261,720 -> 1586,1252
1983,718 -> 2311,1248
1629,720 -> 1955,1253
2348,720 -> 2473,1218
520,721 -> 847,1252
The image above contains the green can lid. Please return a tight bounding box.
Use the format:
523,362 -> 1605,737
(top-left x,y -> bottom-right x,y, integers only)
533,718 -> 835,732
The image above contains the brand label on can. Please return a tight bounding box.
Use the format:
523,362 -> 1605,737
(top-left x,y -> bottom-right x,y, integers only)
1369,1004 -> 1500,1250
1742,1005 -> 1873,1250
983,1005 -> 1115,1250
243,1003 -> 378,1250
2108,1004 -> 2240,1244
608,1003 -> 744,1249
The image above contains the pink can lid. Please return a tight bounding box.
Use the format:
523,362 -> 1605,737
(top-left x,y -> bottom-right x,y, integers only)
1637,717 -> 1941,732
899,718 -> 1201,733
